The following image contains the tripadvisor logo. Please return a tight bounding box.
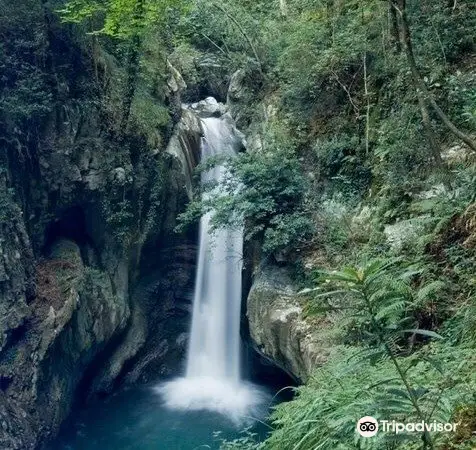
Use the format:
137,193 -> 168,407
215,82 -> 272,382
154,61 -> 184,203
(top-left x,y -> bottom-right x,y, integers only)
357,416 -> 379,437
356,416 -> 459,438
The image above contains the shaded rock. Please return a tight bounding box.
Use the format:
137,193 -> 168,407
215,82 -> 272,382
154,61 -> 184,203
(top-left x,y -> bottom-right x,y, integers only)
384,218 -> 428,251
0,233 -> 132,448
227,70 -> 247,104
166,109 -> 203,198
442,142 -> 475,164
0,16 -> 196,448
112,167 -> 127,185
167,60 -> 187,94
247,265 -> 329,382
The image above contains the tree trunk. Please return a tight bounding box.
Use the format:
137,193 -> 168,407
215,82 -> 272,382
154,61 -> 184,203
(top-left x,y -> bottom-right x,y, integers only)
120,0 -> 144,131
389,1 -> 401,52
416,90 -> 452,187
363,53 -> 371,156
392,0 -> 476,153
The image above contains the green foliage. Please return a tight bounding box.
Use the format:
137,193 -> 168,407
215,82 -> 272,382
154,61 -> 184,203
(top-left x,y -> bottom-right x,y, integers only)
58,0 -> 187,40
314,134 -> 372,199
178,0 -> 264,68
409,2 -> 475,65
447,71 -> 476,129
178,128 -> 313,254
373,103 -> 432,188
103,198 -> 135,248
3,0 -> 473,447
443,295 -> 476,347
311,259 -> 437,346
168,42 -> 202,87
249,260 -> 476,450
259,344 -> 476,450
58,0 -> 188,132
0,0 -> 54,155
275,0 -> 383,109
139,155 -> 167,244
0,59 -> 52,122
129,86 -> 170,145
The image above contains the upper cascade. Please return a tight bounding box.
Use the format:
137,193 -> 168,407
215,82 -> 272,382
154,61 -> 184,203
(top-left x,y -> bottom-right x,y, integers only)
166,97 -> 245,199
189,96 -> 227,118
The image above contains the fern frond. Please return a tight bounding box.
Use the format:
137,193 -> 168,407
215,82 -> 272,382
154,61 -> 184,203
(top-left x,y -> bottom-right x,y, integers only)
374,300 -> 407,321
362,257 -> 403,286
414,280 -> 446,305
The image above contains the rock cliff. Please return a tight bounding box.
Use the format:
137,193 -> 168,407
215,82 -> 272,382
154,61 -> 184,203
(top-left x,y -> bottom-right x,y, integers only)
0,4 -> 202,447
247,265 -> 329,382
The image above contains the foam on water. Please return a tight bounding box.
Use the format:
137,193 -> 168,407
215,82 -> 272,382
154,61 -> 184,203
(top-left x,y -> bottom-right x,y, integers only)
157,377 -> 269,423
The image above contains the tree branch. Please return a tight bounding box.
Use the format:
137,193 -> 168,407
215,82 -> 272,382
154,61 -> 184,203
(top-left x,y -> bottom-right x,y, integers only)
212,2 -> 263,76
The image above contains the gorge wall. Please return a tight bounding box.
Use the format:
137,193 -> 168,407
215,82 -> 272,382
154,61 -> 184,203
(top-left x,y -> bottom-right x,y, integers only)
0,3 -> 204,447
246,265 -> 327,383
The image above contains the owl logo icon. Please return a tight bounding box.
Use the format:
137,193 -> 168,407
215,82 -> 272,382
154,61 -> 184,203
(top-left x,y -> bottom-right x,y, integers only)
357,416 -> 379,437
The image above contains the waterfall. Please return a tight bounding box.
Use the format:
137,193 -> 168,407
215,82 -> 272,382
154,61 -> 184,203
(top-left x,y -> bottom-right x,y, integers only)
158,107 -> 265,422
186,117 -> 243,382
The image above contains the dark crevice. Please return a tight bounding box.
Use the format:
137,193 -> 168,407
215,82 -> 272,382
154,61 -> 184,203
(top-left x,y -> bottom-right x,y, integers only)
44,206 -> 87,250
0,322 -> 29,360
0,376 -> 13,392
42,205 -> 101,267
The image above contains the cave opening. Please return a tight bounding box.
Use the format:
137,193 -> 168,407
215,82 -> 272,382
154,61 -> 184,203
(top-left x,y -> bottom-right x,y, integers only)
44,206 -> 87,250
42,205 -> 99,267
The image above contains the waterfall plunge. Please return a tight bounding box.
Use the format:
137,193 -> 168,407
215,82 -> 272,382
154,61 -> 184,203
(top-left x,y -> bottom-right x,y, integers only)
158,114 -> 266,422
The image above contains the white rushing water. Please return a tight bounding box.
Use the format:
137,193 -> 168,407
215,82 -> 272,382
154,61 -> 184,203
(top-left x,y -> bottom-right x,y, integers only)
186,117 -> 243,382
158,115 -> 266,422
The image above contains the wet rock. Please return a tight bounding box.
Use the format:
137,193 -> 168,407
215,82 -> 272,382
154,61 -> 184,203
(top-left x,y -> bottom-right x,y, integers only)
166,109 -> 203,198
189,97 -> 227,118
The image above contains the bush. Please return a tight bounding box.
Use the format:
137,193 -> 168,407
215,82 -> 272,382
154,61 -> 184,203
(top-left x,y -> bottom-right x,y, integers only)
178,128 -> 313,254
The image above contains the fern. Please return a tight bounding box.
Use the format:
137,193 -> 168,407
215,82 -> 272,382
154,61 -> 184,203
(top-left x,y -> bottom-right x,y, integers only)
414,281 -> 446,306
225,258 -> 476,450
252,343 -> 476,450
309,259 -> 452,449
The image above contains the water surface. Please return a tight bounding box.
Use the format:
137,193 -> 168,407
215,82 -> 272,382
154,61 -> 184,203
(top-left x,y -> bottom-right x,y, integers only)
50,384 -> 272,450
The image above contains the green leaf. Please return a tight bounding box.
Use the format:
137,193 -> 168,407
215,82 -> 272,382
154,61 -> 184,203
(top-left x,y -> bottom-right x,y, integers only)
400,329 -> 444,340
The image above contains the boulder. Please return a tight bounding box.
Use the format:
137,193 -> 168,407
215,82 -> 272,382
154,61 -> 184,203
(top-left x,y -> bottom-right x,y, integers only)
247,265 -> 329,382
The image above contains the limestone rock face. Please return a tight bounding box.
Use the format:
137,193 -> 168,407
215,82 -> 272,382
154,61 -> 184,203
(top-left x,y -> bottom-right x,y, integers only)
166,109 -> 203,198
0,14 -> 196,450
226,69 -> 252,128
247,265 -> 329,382
0,131 -> 194,449
227,70 -> 247,105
